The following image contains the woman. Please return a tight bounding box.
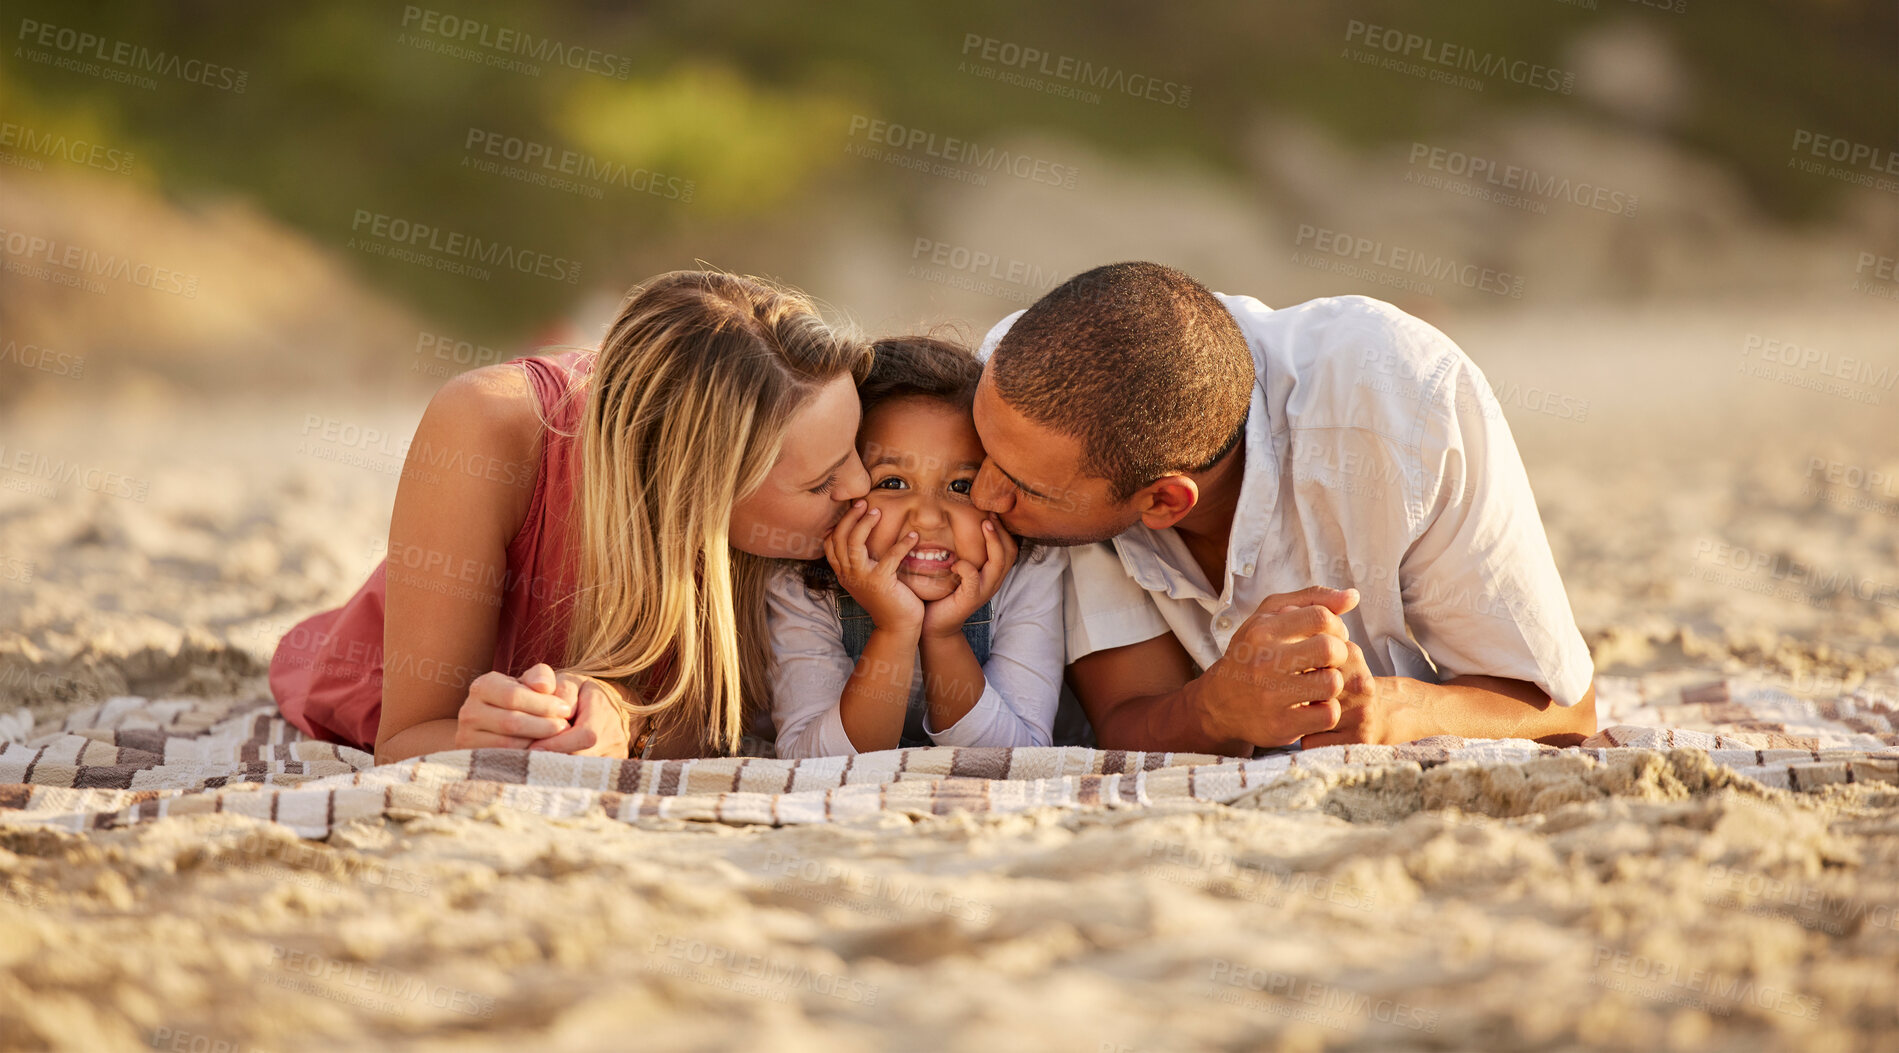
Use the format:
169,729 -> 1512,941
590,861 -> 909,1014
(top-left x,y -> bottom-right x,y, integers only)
270,271 -> 874,761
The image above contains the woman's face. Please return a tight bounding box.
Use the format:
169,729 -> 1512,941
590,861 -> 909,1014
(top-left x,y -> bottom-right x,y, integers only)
730,373 -> 871,559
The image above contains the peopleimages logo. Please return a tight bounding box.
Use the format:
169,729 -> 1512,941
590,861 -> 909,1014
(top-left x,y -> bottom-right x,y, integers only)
1,340 -> 86,379
1742,333 -> 1898,386
1206,962 -> 1439,1033
270,946 -> 494,1018
397,6 -> 631,79
0,443 -> 150,502
1789,130 -> 1899,177
0,227 -> 199,298
1343,19 -> 1574,94
1294,224 -> 1525,298
463,128 -> 694,202
1690,538 -> 1899,610
959,33 -> 1192,108
15,17 -> 249,93
1591,946 -> 1823,1020
846,115 -> 1079,189
1405,143 -> 1638,217
1851,252 -> 1896,301
647,935 -> 880,1006
348,209 -> 583,284
0,121 -> 135,174
1787,129 -> 1899,195
907,237 -> 1066,304
762,850 -> 995,924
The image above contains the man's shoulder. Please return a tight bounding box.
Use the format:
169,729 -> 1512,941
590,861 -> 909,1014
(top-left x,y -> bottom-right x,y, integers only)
1061,539 -> 1160,604
1235,294 -> 1486,440
1221,293 -> 1467,372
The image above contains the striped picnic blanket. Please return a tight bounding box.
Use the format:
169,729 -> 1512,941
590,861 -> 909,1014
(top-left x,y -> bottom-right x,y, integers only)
2,675 -> 1895,838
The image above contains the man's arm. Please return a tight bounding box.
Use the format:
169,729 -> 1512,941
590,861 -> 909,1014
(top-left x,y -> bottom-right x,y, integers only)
1398,675 -> 1597,746
1393,342 -> 1597,721
1065,631 -> 1245,755
1301,637 -> 1597,748
1066,587 -> 1360,755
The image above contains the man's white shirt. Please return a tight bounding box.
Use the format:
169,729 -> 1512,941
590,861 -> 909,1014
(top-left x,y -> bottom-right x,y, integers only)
978,293 -> 1593,706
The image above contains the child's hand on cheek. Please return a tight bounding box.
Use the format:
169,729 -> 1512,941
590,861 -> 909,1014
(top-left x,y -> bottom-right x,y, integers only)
921,516 -> 1019,640
824,500 -> 925,635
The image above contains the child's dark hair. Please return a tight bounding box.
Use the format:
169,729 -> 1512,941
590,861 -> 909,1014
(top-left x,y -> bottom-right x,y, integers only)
802,335 -> 1037,593
858,335 -> 982,417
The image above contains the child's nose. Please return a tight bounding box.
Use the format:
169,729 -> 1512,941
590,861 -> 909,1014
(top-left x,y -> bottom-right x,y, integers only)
905,494 -> 948,529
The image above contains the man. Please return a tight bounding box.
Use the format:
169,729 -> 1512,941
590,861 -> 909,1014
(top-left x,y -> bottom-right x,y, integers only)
970,261 -> 1595,755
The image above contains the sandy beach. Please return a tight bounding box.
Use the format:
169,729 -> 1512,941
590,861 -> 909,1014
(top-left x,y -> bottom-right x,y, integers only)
3,753 -> 1895,1052
3,16 -> 1898,1040
4,293 -> 1897,1051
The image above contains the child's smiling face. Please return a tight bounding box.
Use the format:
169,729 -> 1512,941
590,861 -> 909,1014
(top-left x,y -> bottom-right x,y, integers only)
857,395 -> 993,603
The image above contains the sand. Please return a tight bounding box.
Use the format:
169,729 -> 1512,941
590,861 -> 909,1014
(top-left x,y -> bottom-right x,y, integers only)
2,754 -> 1895,1052
4,163 -> 1898,1050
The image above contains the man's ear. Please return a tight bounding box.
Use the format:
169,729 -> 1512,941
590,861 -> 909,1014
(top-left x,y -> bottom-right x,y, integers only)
1134,474 -> 1198,530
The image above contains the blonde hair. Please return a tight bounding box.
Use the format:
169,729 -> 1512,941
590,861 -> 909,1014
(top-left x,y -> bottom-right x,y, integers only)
561,271 -> 870,754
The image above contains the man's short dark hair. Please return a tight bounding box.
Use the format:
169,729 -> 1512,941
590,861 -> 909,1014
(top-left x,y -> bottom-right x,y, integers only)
991,261 -> 1254,502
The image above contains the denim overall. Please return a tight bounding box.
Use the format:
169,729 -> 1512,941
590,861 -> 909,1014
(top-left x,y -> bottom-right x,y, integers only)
833,591 -> 993,748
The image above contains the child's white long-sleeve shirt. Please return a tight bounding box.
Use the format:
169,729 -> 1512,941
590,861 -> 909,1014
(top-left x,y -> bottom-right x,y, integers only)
767,549 -> 1067,758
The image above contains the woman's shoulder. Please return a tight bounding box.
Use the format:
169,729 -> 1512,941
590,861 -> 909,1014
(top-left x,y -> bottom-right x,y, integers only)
385,363 -> 551,581
421,363 -> 544,464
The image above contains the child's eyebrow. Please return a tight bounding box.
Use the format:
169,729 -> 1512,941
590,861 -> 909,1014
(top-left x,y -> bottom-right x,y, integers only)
868,455 -> 985,474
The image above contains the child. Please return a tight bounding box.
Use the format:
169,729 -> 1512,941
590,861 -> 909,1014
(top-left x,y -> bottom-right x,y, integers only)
767,336 -> 1066,757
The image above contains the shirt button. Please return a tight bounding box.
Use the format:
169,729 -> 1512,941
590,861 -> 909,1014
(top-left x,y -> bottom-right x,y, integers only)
1241,563 -> 1255,575
1215,616 -> 1233,631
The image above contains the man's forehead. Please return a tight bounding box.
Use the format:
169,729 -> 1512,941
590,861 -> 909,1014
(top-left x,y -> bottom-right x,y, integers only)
973,374 -> 1086,489
972,370 -> 1025,444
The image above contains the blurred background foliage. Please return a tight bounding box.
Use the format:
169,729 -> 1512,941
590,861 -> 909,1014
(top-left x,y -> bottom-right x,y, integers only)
3,0 -> 1893,344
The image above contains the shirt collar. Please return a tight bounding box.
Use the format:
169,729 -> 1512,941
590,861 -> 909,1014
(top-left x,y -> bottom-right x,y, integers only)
1113,375 -> 1278,599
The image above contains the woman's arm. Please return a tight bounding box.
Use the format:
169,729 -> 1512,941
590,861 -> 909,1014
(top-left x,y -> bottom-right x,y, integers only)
374,365 -> 567,763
